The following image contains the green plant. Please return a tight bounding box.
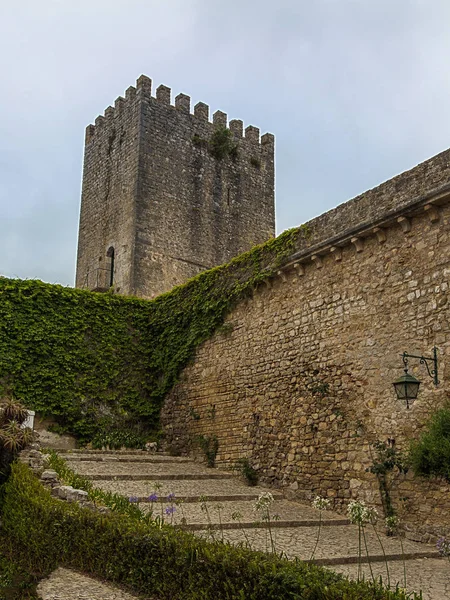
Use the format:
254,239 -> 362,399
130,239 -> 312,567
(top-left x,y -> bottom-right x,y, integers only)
0,536 -> 40,599
45,451 -> 153,523
368,440 -> 408,518
0,398 -> 34,485
299,223 -> 312,238
192,134 -> 208,149
196,435 -> 219,467
209,127 -> 238,160
409,405 -> 450,481
188,407 -> 201,421
309,495 -> 331,562
309,381 -> 330,397
0,224 -> 315,445
91,429 -> 146,450
250,157 -> 261,168
217,322 -> 234,336
1,462 -> 423,600
233,457 -> 258,486
254,492 -> 280,554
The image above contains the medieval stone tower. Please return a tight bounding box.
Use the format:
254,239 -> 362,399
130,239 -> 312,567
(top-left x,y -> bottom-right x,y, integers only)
75,75 -> 275,298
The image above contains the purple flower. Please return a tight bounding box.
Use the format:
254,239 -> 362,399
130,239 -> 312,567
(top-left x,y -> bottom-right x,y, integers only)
148,493 -> 158,502
167,493 -> 176,501
165,505 -> 176,515
437,537 -> 450,557
129,496 -> 139,504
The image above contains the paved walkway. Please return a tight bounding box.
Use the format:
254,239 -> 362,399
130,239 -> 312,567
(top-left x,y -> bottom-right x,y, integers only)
42,449 -> 450,600
37,567 -> 143,600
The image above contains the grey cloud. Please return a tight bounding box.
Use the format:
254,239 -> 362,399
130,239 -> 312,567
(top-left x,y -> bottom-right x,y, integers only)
2,0 -> 450,285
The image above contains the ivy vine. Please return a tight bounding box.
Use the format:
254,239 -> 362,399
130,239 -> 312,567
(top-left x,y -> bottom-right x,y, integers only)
0,226 -> 301,443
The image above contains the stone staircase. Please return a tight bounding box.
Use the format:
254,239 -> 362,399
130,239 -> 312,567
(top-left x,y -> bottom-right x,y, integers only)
41,449 -> 450,600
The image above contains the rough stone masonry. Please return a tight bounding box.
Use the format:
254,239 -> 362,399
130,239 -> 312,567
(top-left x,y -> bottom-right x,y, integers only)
162,149 -> 450,543
76,75 -> 275,298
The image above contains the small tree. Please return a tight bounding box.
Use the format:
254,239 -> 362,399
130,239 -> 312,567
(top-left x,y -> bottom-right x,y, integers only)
0,398 -> 34,484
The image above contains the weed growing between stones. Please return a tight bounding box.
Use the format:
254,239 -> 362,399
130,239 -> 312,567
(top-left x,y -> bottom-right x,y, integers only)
233,457 -> 259,486
196,435 -> 219,467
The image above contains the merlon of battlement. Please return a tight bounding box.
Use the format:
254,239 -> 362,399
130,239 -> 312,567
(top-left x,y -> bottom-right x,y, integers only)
245,125 -> 260,143
213,110 -> 227,128
85,124 -> 95,144
125,86 -> 136,100
175,93 -> 190,113
229,120 -> 243,138
261,133 -> 274,146
156,84 -> 171,105
136,75 -> 152,97
104,106 -> 114,120
194,102 -> 209,120
115,96 -> 125,111
84,76 -> 274,148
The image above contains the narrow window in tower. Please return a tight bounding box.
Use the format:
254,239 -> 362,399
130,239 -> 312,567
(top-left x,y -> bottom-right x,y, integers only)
227,187 -> 231,206
106,247 -> 115,287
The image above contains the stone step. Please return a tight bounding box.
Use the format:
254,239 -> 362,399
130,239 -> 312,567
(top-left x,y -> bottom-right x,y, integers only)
70,460 -> 227,478
140,497 -> 349,526
194,525 -> 441,565
91,477 -> 284,500
57,448 -> 173,456
86,473 -> 235,481
64,454 -> 193,463
178,519 -> 350,531
329,557 -> 450,600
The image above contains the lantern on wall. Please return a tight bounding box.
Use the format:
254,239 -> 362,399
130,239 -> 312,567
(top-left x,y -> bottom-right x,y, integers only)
392,347 -> 438,408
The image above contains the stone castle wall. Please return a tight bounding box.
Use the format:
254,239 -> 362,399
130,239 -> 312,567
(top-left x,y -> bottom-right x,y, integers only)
76,75 -> 275,298
162,152 -> 450,541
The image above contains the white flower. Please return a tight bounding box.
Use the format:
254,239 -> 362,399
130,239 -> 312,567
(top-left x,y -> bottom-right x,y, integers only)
366,506 -> 378,525
347,500 -> 372,525
254,491 -> 275,512
385,515 -> 400,533
312,495 -> 331,511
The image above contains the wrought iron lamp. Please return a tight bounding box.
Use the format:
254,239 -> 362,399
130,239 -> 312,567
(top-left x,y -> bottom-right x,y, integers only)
393,347 -> 438,408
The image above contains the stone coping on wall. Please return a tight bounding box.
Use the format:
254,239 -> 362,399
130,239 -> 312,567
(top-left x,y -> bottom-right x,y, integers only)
275,154 -> 450,280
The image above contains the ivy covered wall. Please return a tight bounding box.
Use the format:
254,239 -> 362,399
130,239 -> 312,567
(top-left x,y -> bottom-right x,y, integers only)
0,229 -> 298,441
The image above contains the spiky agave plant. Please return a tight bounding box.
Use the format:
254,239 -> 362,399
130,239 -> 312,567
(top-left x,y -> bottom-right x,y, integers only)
0,398 -> 34,484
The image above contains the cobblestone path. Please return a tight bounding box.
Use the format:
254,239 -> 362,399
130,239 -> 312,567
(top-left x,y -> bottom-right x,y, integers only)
36,568 -> 142,599
38,449 -> 450,599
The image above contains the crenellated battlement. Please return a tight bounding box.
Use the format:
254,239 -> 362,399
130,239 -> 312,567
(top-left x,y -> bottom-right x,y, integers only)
77,74 -> 275,299
85,75 -> 272,148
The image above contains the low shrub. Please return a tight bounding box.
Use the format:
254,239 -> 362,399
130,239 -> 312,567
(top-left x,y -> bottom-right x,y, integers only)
1,462 -> 421,600
0,535 -> 40,599
91,429 -> 147,450
45,451 -> 150,522
409,405 -> 450,481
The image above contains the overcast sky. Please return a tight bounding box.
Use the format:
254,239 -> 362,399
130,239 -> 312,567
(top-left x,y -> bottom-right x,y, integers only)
1,0 -> 450,286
